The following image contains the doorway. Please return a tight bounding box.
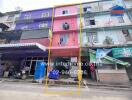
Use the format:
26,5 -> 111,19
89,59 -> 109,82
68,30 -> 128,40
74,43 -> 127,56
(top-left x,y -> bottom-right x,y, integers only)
81,57 -> 92,79
24,56 -> 47,76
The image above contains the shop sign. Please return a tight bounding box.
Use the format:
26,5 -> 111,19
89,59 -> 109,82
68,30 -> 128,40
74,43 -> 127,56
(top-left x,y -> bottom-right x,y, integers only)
111,5 -> 125,16
112,48 -> 132,58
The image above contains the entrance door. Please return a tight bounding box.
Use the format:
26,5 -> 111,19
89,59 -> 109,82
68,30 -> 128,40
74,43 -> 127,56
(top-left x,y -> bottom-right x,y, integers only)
24,57 -> 47,76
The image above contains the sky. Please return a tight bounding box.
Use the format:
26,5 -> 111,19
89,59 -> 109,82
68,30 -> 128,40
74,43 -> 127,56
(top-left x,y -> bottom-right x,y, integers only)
0,0 -> 98,13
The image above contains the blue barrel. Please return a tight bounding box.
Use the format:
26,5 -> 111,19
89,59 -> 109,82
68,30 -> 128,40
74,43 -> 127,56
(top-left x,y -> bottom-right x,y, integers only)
34,61 -> 46,80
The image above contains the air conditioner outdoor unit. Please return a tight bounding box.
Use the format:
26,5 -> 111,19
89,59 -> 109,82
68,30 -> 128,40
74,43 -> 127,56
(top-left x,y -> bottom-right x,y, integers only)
62,22 -> 70,30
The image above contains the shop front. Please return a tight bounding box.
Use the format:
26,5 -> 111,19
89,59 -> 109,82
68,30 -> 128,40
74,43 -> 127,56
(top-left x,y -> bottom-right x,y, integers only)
0,43 -> 48,80
112,47 -> 132,80
89,49 -> 130,83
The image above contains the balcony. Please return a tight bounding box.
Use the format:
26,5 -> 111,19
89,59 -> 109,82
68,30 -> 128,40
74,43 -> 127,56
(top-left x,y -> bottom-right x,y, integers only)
82,21 -> 132,31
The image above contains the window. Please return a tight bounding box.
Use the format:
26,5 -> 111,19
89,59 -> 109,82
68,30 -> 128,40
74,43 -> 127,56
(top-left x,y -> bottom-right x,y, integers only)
21,26 -> 28,30
41,12 -> 49,18
24,14 -> 31,20
83,7 -> 92,12
90,20 -> 96,25
39,22 -> 48,28
122,29 -> 131,41
62,10 -> 68,15
59,34 -> 68,45
85,18 -> 96,26
118,16 -> 124,23
88,32 -> 98,43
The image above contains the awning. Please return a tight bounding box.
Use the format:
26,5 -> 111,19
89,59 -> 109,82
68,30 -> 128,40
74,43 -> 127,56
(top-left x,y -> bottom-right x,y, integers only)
0,43 -> 47,55
50,46 -> 79,57
89,49 -> 130,66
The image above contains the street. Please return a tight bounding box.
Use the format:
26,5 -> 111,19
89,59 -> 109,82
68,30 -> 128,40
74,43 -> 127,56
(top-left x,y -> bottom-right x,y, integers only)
0,81 -> 132,100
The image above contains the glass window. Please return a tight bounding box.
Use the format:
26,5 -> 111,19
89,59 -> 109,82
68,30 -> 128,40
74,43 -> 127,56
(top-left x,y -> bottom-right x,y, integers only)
21,25 -> 28,30
85,17 -> 96,26
41,12 -> 49,18
59,34 -> 68,45
62,10 -> 68,15
83,7 -> 92,12
24,14 -> 31,20
88,32 -> 98,43
39,22 -> 48,28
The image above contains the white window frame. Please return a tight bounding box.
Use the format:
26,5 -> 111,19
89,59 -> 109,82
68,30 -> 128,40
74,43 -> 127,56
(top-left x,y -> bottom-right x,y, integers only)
21,25 -> 28,30
88,32 -> 98,43
62,10 -> 69,15
24,14 -> 31,20
83,6 -> 92,12
41,12 -> 49,18
39,22 -> 48,28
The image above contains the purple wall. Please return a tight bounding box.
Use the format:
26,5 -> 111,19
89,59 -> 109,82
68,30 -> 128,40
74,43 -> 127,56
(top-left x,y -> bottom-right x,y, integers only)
15,20 -> 52,30
19,8 -> 52,20
15,8 -> 52,30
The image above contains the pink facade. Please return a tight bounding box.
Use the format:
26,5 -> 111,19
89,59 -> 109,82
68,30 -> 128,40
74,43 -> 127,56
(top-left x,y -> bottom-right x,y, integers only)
51,5 -> 79,57
52,32 -> 78,47
51,47 -> 79,57
53,17 -> 78,33
54,5 -> 78,17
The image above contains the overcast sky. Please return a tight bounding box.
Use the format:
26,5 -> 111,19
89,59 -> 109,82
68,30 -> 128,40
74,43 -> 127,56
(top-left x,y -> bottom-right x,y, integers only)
0,0 -> 99,13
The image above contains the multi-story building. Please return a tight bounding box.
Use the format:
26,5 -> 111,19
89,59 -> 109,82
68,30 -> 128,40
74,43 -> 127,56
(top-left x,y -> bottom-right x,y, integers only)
50,5 -> 79,77
0,0 -> 132,83
77,0 -> 132,83
14,8 -> 53,75
0,11 -> 20,31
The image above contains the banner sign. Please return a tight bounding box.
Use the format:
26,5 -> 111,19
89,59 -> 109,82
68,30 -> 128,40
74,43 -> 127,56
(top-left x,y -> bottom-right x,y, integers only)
96,49 -> 111,59
112,48 -> 132,58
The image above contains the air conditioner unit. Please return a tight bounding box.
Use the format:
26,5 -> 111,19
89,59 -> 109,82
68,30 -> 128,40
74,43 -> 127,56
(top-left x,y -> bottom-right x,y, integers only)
62,22 -> 70,30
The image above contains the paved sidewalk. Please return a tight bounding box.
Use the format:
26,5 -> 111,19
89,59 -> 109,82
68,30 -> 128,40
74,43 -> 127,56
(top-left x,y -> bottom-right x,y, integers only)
0,78 -> 132,91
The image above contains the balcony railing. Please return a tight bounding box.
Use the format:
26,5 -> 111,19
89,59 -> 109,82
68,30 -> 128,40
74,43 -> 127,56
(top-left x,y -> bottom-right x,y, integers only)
82,21 -> 132,30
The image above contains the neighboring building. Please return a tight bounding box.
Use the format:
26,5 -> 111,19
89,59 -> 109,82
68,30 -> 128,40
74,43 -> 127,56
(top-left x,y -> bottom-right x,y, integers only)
0,11 -> 20,31
77,0 -> 132,83
14,8 -> 53,76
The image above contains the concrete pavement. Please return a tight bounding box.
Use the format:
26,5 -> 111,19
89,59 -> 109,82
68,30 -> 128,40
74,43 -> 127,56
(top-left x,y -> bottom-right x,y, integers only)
0,81 -> 132,100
